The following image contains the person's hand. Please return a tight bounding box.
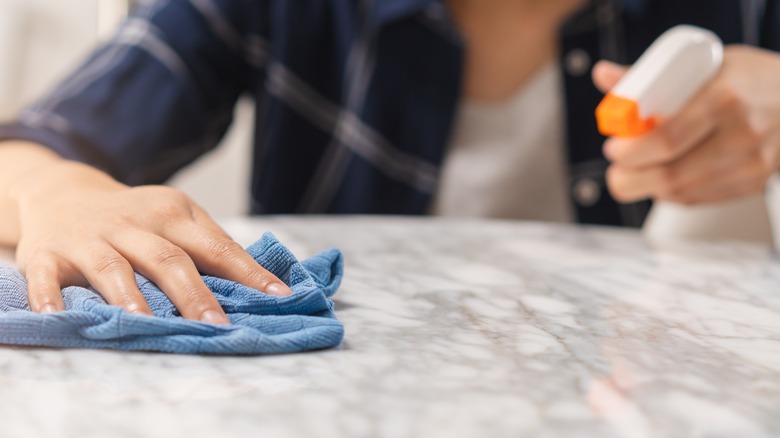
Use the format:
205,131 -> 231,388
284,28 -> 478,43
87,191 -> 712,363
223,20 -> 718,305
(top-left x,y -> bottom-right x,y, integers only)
592,45 -> 780,205
11,160 -> 292,323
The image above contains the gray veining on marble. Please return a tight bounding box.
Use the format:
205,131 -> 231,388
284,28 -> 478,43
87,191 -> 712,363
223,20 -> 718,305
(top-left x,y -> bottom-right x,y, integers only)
1,217 -> 779,438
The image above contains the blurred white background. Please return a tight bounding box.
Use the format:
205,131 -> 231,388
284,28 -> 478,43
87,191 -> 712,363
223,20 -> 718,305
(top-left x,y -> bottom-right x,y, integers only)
0,0 -> 251,218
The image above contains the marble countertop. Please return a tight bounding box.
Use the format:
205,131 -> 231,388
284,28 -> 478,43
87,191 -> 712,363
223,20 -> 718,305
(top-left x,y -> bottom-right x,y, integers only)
1,217 -> 779,438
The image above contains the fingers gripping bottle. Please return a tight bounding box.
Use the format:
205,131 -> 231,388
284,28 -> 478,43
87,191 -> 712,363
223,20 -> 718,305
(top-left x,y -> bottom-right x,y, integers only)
596,25 -> 773,244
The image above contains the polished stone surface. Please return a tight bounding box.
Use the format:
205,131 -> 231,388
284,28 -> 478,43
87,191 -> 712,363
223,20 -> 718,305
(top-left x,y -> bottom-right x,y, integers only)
1,217 -> 779,438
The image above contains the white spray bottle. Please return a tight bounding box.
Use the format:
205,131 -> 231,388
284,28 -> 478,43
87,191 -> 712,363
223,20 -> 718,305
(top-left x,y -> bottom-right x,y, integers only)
596,25 -> 773,244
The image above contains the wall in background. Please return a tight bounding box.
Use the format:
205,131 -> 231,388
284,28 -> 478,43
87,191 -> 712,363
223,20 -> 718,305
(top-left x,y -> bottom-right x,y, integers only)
0,0 -> 98,119
0,0 -> 251,218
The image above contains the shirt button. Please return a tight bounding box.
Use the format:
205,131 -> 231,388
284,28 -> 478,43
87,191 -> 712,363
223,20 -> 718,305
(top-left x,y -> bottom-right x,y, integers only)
573,178 -> 601,207
565,49 -> 591,77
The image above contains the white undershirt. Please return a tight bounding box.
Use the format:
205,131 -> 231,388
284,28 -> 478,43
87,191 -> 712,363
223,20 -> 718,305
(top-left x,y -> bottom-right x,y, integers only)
430,62 -> 573,222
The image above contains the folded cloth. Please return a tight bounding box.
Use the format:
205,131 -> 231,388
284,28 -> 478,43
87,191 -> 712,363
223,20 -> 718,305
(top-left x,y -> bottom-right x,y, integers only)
0,233 -> 344,355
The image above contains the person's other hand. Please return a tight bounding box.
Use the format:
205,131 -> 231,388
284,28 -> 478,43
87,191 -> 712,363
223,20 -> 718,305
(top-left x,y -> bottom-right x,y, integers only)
12,160 -> 292,322
592,45 -> 780,205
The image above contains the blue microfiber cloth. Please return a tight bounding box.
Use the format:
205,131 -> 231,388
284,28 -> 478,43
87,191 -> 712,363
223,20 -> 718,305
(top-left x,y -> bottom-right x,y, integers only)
0,233 -> 345,355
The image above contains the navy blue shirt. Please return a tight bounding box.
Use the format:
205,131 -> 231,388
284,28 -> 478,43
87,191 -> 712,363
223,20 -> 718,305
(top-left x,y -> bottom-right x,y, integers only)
0,0 -> 776,226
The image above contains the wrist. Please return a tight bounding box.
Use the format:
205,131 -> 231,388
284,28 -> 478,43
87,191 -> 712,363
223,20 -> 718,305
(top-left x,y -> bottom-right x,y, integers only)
0,142 -> 63,245
10,160 -> 125,208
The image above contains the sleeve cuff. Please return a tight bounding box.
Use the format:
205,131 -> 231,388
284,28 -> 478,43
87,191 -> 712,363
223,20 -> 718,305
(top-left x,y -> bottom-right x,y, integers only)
0,121 -> 123,179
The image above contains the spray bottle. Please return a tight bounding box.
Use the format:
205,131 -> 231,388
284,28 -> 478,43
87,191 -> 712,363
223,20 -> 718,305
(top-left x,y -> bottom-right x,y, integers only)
596,25 -> 773,243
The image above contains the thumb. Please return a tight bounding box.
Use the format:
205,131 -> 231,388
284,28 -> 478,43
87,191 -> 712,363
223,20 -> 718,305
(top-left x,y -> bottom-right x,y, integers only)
592,60 -> 629,94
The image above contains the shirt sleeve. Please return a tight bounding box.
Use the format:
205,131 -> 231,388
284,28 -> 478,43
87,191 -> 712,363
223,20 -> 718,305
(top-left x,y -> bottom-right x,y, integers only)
0,0 -> 268,185
761,0 -> 780,52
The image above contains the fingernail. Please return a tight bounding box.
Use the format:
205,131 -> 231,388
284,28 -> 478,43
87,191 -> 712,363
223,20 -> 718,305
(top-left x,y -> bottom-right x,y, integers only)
40,304 -> 58,314
201,310 -> 230,325
265,282 -> 292,296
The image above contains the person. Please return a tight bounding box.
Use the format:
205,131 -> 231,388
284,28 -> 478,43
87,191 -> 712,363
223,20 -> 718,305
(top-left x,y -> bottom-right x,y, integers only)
1,0 -> 779,322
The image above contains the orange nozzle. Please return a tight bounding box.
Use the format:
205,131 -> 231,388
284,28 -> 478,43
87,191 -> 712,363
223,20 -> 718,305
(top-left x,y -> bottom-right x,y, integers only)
595,93 -> 656,137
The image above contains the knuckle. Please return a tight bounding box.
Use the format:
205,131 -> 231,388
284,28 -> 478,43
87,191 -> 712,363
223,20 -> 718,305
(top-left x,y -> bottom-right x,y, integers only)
243,267 -> 273,289
205,237 -> 244,260
151,246 -> 190,269
176,284 -> 213,311
141,187 -> 193,222
155,186 -> 192,205
92,253 -> 128,276
109,281 -> 142,301
150,203 -> 189,223
108,211 -> 133,227
715,86 -> 744,114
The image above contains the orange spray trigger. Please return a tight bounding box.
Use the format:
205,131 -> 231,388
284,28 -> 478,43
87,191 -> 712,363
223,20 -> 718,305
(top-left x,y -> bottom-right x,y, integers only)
596,94 -> 656,137
593,25 -> 723,139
